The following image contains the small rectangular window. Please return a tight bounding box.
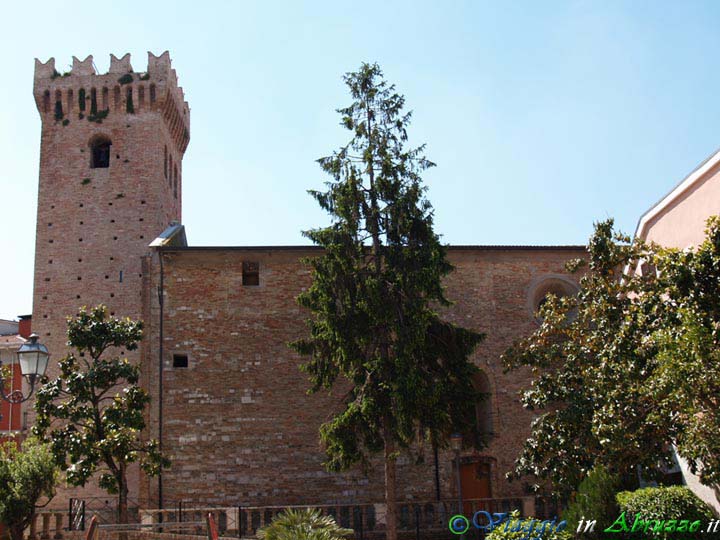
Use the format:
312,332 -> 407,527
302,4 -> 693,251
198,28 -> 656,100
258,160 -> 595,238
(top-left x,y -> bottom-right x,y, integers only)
242,261 -> 260,286
172,354 -> 188,368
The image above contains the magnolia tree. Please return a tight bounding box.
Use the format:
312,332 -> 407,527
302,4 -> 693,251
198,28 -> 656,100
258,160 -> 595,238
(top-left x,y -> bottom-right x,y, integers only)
504,218 -> 720,496
293,63 -> 484,540
34,305 -> 168,524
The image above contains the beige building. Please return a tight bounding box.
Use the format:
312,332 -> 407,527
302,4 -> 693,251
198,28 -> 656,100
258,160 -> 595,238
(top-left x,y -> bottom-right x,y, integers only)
634,146 -> 720,513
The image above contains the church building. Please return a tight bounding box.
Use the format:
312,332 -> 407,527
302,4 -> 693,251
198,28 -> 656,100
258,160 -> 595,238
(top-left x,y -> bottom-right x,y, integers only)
30,52 -> 585,515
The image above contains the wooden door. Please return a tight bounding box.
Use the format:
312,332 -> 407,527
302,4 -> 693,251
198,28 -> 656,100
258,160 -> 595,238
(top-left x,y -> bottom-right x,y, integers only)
460,462 -> 492,513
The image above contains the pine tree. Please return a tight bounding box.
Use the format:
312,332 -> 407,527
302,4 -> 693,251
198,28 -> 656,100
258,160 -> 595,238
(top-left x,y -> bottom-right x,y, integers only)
293,63 -> 484,540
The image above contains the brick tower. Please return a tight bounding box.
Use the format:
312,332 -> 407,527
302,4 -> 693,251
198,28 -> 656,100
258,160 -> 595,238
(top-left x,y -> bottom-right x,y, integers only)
30,51 -> 189,504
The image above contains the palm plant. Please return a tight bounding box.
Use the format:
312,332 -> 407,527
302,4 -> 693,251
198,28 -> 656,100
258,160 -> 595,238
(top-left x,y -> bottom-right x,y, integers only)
257,508 -> 353,540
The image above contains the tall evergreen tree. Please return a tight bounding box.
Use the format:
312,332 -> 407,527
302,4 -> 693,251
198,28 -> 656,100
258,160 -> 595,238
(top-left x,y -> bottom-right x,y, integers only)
292,63 -> 484,540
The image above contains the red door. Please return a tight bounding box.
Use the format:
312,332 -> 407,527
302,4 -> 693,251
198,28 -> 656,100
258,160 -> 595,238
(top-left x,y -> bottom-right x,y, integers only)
460,462 -> 492,514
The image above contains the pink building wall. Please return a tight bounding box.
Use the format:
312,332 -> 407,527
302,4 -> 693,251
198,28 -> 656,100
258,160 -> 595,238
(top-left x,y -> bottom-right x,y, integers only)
635,147 -> 720,513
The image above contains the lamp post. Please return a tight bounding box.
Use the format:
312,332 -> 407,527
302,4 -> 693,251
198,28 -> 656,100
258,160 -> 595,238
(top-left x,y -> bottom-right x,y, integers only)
450,432 -> 464,516
0,334 -> 50,407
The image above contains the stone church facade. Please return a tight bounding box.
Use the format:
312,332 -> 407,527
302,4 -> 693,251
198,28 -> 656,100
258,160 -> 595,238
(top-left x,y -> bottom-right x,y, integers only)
30,52 -> 584,511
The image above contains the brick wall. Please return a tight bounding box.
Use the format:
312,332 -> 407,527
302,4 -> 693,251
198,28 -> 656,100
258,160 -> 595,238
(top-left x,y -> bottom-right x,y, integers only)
140,246 -> 585,508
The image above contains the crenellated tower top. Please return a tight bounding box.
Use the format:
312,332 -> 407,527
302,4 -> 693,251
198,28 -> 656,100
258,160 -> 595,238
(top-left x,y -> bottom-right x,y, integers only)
34,51 -> 190,154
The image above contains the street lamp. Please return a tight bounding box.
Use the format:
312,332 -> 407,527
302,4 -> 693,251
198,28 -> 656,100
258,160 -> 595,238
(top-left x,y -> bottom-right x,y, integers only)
0,334 -> 50,405
450,432 -> 464,516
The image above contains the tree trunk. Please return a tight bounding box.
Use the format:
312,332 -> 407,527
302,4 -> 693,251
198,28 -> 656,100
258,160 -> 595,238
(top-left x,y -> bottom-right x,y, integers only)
8,523 -> 25,540
117,467 -> 129,540
118,469 -> 129,524
384,425 -> 398,540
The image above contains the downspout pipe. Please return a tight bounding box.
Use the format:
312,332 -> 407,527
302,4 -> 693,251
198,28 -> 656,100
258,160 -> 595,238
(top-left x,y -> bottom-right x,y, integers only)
157,249 -> 165,511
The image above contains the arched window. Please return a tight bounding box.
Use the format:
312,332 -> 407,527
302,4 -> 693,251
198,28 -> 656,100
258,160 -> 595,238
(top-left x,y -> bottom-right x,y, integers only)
527,274 -> 580,322
89,135 -> 111,169
473,372 -> 493,444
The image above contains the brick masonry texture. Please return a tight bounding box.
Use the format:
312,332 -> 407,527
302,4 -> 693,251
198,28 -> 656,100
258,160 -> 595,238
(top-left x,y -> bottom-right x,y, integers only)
30,52 -> 586,510
139,246 -> 585,508
31,52 -> 189,508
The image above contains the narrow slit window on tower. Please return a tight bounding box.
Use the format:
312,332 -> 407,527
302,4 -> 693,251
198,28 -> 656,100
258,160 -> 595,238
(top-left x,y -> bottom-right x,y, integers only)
54,90 -> 63,120
89,135 -> 111,168
42,90 -> 50,113
150,84 -> 156,104
172,354 -> 188,368
164,146 -> 168,179
90,88 -> 98,115
126,86 -> 134,113
242,261 -> 260,286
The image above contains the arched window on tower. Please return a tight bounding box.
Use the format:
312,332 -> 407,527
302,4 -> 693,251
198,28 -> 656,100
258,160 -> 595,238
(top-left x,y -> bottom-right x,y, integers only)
472,371 -> 494,446
89,135 -> 111,169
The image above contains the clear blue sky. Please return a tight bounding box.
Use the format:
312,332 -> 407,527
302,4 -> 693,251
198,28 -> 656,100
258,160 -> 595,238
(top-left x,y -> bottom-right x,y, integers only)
2,1 -> 720,320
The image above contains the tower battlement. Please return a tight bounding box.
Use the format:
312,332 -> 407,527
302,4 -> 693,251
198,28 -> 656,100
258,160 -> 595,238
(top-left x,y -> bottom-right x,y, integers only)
34,51 -> 189,154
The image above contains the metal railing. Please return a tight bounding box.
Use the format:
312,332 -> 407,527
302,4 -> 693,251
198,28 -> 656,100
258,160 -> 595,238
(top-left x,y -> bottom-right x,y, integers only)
32,496 -> 544,540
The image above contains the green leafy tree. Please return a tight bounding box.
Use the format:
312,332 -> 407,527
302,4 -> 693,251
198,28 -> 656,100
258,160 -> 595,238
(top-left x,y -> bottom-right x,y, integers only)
258,508 -> 353,540
33,305 -> 168,524
503,219 -> 671,496
292,63 -> 484,540
0,438 -> 58,540
504,217 -> 720,497
650,216 -> 720,486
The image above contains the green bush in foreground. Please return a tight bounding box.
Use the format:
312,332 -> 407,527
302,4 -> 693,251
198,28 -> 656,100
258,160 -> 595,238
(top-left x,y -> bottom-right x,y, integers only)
0,438 -> 58,540
257,508 -> 353,540
486,512 -> 572,540
614,486 -> 717,540
563,465 -> 621,537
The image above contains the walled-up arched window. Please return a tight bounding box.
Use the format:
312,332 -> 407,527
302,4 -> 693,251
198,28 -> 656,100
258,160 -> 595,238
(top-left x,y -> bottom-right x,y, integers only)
473,371 -> 494,445
528,275 -> 580,322
89,135 -> 111,169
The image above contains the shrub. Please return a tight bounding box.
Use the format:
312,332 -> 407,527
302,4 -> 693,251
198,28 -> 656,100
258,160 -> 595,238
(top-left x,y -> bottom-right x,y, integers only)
257,508 -> 353,540
563,465 -> 621,537
615,486 -> 717,540
486,511 -> 573,540
0,438 -> 58,540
